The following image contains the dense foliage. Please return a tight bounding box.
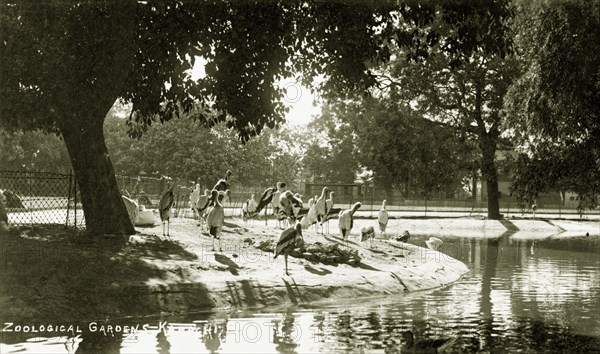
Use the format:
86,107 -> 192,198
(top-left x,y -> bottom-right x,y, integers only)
504,0 -> 600,209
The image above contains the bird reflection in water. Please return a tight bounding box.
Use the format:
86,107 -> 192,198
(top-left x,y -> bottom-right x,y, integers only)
272,311 -> 299,353
203,319 -> 228,354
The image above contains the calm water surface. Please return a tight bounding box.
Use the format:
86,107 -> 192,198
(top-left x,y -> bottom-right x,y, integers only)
2,231 -> 599,353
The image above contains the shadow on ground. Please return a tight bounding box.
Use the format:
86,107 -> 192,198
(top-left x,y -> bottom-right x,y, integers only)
0,225 -> 212,324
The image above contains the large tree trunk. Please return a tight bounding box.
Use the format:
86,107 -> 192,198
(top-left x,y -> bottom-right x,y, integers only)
481,135 -> 501,219
52,1 -> 137,236
59,115 -> 135,236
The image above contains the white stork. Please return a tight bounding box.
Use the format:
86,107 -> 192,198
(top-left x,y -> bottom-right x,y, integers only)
322,191 -> 335,233
301,198 -> 318,230
378,199 -> 389,239
279,190 -> 302,228
338,202 -> 361,242
315,187 -> 329,234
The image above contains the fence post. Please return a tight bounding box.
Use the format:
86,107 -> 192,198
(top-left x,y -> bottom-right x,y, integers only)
74,177 -> 77,228
66,170 -> 73,228
424,196 -> 428,219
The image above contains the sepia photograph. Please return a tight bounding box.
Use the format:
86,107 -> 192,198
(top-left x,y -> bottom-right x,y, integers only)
1,0 -> 599,353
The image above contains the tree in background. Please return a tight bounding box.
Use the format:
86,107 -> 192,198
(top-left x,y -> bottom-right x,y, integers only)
1,1 -> 513,235
304,106 -> 360,183
104,114 -> 305,189
0,130 -> 71,173
504,0 -> 600,211
372,39 -> 517,218
310,95 -> 474,198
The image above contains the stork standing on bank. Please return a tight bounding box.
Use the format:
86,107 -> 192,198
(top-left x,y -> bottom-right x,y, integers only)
206,190 -> 225,252
279,191 -> 303,228
213,170 -> 232,192
242,194 -> 259,222
190,183 -> 201,217
253,187 -> 276,218
361,225 -> 376,248
315,187 -> 329,234
378,199 -> 389,239
322,191 -> 335,234
274,222 -> 304,276
301,198 -> 318,230
196,189 -> 211,229
272,182 -> 286,227
338,202 -> 361,242
158,177 -> 179,238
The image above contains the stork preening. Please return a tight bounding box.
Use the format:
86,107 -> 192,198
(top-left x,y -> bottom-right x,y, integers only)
378,200 -> 389,239
274,222 -> 304,276
315,187 -> 329,234
196,189 -> 211,229
279,191 -> 302,228
213,170 -> 232,191
361,225 -> 376,248
158,177 -> 179,238
206,190 -> 225,252
425,237 -> 443,251
301,198 -> 318,230
338,202 -> 361,242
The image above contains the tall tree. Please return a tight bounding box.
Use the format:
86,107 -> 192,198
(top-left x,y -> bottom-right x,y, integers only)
1,1 -> 512,235
373,44 -> 517,218
504,0 -> 600,210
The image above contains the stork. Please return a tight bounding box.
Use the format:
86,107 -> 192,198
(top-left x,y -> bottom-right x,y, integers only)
213,170 -> 232,191
315,187 -> 329,234
196,189 -> 211,229
396,230 -> 410,243
253,187 -> 276,218
158,177 -> 179,238
378,199 -> 389,239
301,198 -> 318,230
360,225 -> 376,248
242,194 -> 258,222
271,182 -> 286,225
206,190 -> 225,252
274,222 -> 304,276
279,191 -> 302,228
189,183 -> 201,217
338,202 -> 361,242
322,191 -> 335,234
425,237 -> 443,251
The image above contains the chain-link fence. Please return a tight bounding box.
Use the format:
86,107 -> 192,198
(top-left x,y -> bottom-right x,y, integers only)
3,170 -> 597,229
0,170 -> 84,227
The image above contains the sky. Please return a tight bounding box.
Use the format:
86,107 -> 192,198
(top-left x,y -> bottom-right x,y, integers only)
189,58 -> 320,127
279,79 -> 322,126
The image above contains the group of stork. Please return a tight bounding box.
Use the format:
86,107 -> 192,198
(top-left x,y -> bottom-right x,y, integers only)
156,171 -> 443,275
158,170 -> 232,251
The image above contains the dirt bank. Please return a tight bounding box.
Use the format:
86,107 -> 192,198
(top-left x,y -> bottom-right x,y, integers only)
0,216 -> 468,324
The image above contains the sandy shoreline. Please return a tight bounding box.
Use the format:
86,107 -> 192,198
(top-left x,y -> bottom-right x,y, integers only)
0,215 -> 596,323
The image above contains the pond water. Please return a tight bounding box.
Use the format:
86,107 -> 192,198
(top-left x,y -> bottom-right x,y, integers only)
2,232 -> 599,353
